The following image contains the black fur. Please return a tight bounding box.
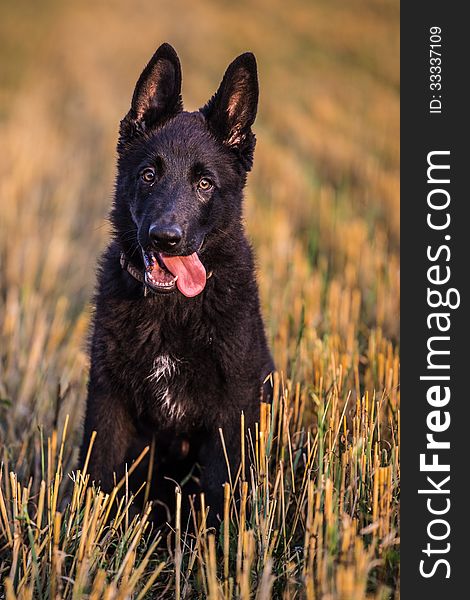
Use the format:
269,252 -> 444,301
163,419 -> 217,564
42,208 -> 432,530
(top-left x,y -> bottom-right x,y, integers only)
80,43 -> 274,527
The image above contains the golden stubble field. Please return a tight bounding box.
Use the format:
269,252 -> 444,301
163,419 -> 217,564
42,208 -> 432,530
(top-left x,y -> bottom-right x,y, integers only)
0,0 -> 399,598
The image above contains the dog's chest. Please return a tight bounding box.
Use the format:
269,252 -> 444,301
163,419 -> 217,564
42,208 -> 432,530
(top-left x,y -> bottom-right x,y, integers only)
105,300 -> 221,422
146,354 -> 184,420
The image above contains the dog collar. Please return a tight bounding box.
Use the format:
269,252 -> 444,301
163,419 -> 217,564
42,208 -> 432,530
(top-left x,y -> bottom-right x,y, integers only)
120,252 -> 212,296
120,252 -> 145,284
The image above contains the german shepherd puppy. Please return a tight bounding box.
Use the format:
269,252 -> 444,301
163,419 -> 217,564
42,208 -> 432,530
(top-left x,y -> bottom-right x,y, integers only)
80,43 -> 274,527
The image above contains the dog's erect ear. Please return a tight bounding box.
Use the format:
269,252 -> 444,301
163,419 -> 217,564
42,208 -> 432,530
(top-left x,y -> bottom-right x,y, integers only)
201,52 -> 258,170
119,43 -> 182,145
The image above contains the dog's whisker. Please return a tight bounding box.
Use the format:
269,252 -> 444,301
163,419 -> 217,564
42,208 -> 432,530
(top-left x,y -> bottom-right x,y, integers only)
212,227 -> 239,244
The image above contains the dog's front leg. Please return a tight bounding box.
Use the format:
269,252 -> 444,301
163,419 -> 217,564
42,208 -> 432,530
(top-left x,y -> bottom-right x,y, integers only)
80,388 -> 136,492
199,428 -> 241,529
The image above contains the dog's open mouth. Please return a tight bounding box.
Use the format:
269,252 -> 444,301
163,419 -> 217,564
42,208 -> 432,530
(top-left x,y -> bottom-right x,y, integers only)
143,250 -> 207,298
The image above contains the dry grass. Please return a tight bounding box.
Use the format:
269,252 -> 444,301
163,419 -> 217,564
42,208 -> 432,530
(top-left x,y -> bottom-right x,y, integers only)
0,0 -> 399,597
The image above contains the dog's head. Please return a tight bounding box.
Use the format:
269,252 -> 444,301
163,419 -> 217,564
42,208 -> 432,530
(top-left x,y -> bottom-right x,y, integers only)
113,43 -> 258,297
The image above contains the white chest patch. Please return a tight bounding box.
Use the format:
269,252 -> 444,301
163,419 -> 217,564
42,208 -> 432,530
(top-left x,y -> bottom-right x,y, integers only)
148,354 -> 179,384
147,354 -> 185,420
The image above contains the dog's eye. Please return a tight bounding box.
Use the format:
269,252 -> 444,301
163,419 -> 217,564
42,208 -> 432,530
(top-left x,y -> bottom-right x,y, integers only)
141,167 -> 156,184
198,177 -> 213,192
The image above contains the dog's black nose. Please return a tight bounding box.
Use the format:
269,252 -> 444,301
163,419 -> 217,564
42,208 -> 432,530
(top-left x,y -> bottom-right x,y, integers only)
149,224 -> 183,251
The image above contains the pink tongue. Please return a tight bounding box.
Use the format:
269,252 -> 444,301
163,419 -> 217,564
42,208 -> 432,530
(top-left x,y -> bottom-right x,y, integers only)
160,253 -> 207,298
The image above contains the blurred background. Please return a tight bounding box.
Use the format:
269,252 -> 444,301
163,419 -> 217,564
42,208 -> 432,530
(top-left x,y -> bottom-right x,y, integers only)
0,0 -> 399,596
0,0 -> 399,497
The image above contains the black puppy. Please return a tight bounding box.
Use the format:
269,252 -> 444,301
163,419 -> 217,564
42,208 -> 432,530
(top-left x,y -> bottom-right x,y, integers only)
80,43 -> 274,527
